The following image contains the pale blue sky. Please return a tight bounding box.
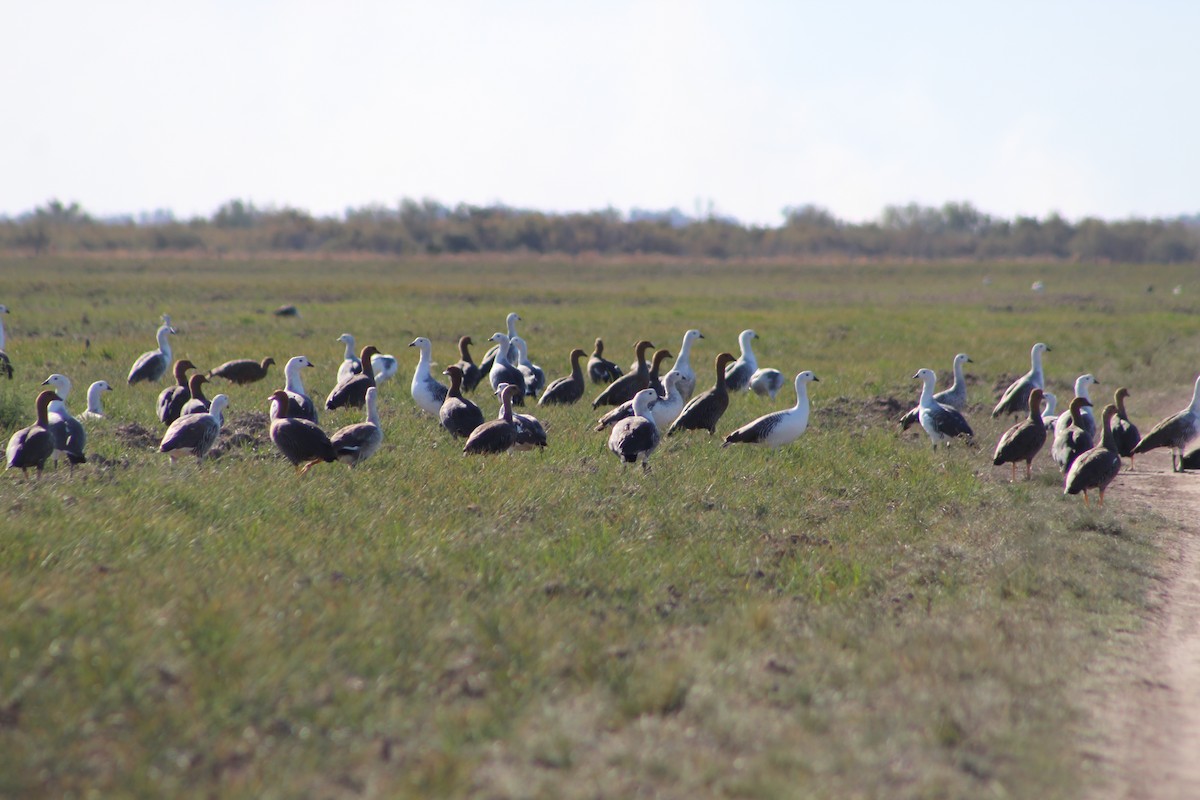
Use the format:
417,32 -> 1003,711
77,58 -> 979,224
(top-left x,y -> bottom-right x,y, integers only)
3,1 -> 1198,225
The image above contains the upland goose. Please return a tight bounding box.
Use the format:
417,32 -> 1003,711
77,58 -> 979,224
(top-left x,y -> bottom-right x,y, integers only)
463,383 -> 521,455
992,342 -> 1049,418
912,368 -> 974,447
587,338 -> 623,384
1054,374 -> 1098,441
338,334 -> 399,385
647,349 -> 674,397
538,348 -> 588,406
1110,387 -> 1141,464
157,359 -> 197,424
992,388 -> 1047,481
40,374 -> 87,467
268,390 -> 337,473
127,323 -> 176,384
492,383 -> 547,450
330,386 -> 384,468
80,381 -> 112,421
1040,392 -> 1059,429
510,336 -> 545,397
409,337 -> 450,416
440,365 -> 485,438
724,330 -> 759,391
486,333 -> 527,405
668,352 -> 737,436
326,346 -> 380,411
670,329 -> 703,401
159,394 -> 228,463
0,304 -> 13,379
209,357 -> 275,385
723,371 -> 819,448
749,369 -> 786,401
282,356 -> 319,423
1065,404 -> 1122,505
1131,375 -> 1200,472
608,389 -> 661,471
5,390 -> 58,477
1051,396 -> 1094,473
454,336 -> 483,393
899,353 -> 972,429
592,340 -> 655,409
179,373 -> 212,417
479,313 -> 521,376
1180,445 -> 1200,471
595,371 -> 686,433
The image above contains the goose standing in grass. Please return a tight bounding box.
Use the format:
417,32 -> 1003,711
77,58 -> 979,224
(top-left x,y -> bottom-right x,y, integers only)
208,357 -> 275,385
1055,374 -> 1098,440
668,329 -> 703,401
749,369 -> 786,401
724,371 -> 819,448
592,340 -> 654,409
496,383 -> 548,450
595,371 -> 686,433
463,383 -> 521,455
268,390 -> 337,473
587,338 -> 623,384
1040,392 -> 1059,429
608,389 -> 661,471
1111,387 -> 1141,465
1065,404 -> 1122,506
127,323 -> 176,384
668,353 -> 737,436
912,368 -> 974,448
282,356 -> 319,423
1131,375 -> 1200,472
157,359 -> 197,424
479,313 -> 521,376
6,391 -> 58,477
992,388 -> 1047,481
440,366 -> 485,438
486,333 -> 527,405
454,336 -> 483,394
330,387 -> 384,468
338,334 -> 400,386
80,381 -> 113,421
1051,397 -> 1094,473
408,337 -> 449,416
899,353 -> 972,429
724,330 -> 759,391
0,304 -> 13,379
992,342 -> 1050,418
646,349 -> 674,397
40,374 -> 87,468
159,394 -> 228,464
326,346 -> 379,411
179,373 -> 213,417
510,336 -> 545,397
538,348 -> 588,406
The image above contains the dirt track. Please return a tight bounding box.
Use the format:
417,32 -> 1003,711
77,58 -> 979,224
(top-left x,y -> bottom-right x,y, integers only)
1088,453 -> 1200,800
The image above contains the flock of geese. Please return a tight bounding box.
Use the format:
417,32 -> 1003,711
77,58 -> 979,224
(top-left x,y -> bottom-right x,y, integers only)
3,305 -> 1199,505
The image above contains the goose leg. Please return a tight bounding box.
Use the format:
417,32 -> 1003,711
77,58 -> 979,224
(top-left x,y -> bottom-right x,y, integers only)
1011,462 -> 1017,482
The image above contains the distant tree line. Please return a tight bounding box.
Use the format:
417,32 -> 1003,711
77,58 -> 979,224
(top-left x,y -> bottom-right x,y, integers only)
3,198 -> 1199,262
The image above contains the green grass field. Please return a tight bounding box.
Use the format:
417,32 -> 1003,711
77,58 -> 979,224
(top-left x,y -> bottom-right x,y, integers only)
1,254 -> 1197,798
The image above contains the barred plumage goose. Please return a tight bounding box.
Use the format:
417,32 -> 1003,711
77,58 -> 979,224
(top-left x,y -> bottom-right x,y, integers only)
992,342 -> 1049,418
1131,375 -> 1200,472
128,323 -> 176,384
724,371 -> 818,448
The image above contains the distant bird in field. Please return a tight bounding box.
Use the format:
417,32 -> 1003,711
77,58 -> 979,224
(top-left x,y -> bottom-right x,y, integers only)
281,356 -> 319,423
330,386 -> 384,468
208,356 -> 276,385
409,337 -> 449,416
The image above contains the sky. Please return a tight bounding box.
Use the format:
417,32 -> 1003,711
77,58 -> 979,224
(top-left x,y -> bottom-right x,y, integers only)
3,1 -> 1199,226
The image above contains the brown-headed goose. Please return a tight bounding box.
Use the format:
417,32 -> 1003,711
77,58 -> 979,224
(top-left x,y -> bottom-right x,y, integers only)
486,333 -> 527,405
209,357 -> 276,385
723,371 -> 818,448
668,352 -> 737,436
724,330 -> 759,391
6,390 -> 58,477
179,373 -> 212,417
592,340 -> 654,409
647,349 -> 674,397
409,337 -> 449,416
912,368 -> 973,448
992,388 -> 1047,481
493,383 -> 547,450
1051,396 -> 1094,473
538,348 -> 588,406
0,304 -> 13,379
608,388 -> 661,471
454,336 -> 483,394
440,365 -> 485,438
80,381 -> 113,421
1111,387 -> 1141,464
159,394 -> 228,463
281,356 -> 319,422
268,389 -> 337,473
127,323 -> 176,384
1065,404 -> 1122,505
157,359 -> 197,424
899,353 -> 972,429
595,371 -> 686,433
587,338 -> 623,384
1131,375 -> 1200,472
992,342 -> 1049,418
330,386 -> 384,468
40,374 -> 87,468
326,346 -> 379,411
463,383 -> 521,455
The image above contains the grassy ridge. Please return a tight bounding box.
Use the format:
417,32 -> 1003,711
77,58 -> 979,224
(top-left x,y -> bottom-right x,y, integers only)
0,254 -> 1195,797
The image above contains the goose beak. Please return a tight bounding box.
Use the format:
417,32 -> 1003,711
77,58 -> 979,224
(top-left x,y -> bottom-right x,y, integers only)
812,375 -> 820,381
912,372 -> 921,380
41,378 -> 50,385
966,357 -> 974,363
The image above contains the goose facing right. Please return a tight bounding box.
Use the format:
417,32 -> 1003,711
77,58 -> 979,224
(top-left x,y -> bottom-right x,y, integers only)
128,323 -> 177,384
992,388 -> 1047,481
6,390 -> 58,477
723,371 -> 818,448
992,342 -> 1050,418
1065,404 -> 1122,506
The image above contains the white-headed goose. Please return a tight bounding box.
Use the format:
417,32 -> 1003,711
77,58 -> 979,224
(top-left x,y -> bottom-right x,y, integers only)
912,368 -> 973,447
724,330 -> 759,391
479,313 -> 521,376
992,388 -> 1047,481
899,353 -> 972,429
670,329 -> 703,401
1131,375 -> 1200,472
1065,404 -> 1122,505
1051,396 -> 1094,473
330,386 -> 384,468
80,381 -> 113,421
338,333 -> 399,385
510,336 -> 545,398
992,342 -> 1050,418
127,323 -> 176,384
160,394 -> 228,463
723,371 -> 818,448
6,390 -> 58,477
749,368 -> 786,401
268,389 -> 337,473
486,333 -> 527,405
595,371 -> 686,433
1054,374 -> 1098,441
282,356 -> 319,423
41,375 -> 86,468
409,337 -> 449,416
608,389 -> 661,471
